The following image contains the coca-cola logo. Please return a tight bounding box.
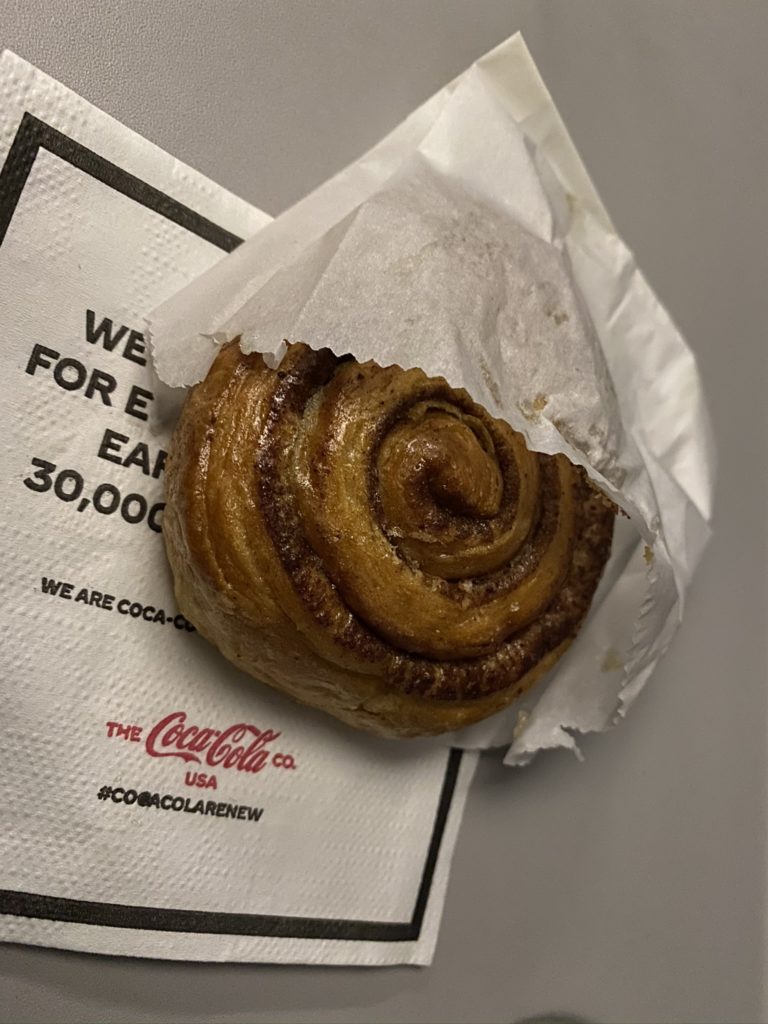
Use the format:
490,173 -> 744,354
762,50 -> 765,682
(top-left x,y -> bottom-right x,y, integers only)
145,711 -> 282,774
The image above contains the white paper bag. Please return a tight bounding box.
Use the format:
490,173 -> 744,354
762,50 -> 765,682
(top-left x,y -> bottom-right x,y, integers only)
149,34 -> 715,764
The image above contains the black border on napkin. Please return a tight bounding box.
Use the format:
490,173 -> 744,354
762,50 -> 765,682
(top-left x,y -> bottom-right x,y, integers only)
0,112 -> 464,943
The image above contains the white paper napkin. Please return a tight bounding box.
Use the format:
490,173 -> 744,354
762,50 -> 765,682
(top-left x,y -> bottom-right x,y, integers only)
0,51 -> 477,965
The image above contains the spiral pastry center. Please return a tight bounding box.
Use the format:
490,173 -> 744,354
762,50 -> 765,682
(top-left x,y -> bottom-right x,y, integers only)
274,346 -> 577,660
375,400 -> 544,580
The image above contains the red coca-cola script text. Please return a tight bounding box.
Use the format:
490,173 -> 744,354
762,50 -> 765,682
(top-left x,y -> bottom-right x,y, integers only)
145,711 -> 281,774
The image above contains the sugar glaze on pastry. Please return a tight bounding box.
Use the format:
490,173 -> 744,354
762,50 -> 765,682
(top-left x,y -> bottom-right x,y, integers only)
164,341 -> 614,737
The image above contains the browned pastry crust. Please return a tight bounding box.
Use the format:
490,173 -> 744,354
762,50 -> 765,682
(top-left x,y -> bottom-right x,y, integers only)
164,341 -> 615,737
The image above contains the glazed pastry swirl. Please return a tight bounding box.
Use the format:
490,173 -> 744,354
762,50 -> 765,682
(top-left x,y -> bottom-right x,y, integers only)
164,341 -> 615,737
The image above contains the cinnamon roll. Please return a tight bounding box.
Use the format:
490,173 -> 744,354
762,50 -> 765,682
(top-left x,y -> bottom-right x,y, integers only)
164,341 -> 614,737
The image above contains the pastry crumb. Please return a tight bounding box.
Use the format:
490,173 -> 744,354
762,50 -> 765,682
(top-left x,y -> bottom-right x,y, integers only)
479,356 -> 502,406
545,307 -> 569,326
512,708 -> 531,740
601,648 -> 624,672
519,393 -> 549,422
